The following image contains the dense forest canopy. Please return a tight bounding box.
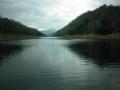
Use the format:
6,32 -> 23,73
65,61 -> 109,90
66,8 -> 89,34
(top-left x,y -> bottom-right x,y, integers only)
0,16 -> 44,36
55,5 -> 120,36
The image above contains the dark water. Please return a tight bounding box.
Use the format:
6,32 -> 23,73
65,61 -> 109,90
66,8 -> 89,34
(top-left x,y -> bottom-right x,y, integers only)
0,38 -> 120,90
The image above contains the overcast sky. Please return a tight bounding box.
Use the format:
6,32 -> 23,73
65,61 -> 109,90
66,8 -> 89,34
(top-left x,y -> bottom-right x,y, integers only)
0,0 -> 120,31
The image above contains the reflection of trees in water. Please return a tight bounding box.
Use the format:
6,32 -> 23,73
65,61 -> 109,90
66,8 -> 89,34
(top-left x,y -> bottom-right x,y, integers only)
68,40 -> 120,66
0,42 -> 23,61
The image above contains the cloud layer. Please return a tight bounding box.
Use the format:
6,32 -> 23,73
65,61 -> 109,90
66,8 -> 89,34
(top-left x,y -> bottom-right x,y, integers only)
0,0 -> 120,30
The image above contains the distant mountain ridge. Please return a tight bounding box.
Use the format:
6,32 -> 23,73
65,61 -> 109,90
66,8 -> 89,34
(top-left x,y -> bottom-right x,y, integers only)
55,5 -> 120,37
42,29 -> 57,36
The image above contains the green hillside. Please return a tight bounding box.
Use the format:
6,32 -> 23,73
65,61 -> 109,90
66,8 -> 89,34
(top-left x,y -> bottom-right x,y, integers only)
0,16 -> 44,39
55,5 -> 120,38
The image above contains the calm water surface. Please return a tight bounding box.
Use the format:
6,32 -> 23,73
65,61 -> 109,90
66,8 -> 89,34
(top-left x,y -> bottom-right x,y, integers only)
0,37 -> 120,90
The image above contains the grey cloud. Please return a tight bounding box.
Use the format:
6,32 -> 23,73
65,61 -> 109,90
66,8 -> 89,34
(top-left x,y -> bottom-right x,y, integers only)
0,0 -> 64,30
0,0 -> 120,30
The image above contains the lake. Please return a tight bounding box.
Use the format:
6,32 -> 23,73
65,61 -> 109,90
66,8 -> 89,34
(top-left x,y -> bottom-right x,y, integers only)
0,37 -> 120,90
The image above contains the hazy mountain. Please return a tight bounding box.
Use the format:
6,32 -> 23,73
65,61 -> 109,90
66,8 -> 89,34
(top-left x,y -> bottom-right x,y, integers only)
55,5 -> 120,37
42,29 -> 57,36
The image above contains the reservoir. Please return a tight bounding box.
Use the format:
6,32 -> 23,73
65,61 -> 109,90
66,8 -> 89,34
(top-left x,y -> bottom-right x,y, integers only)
0,37 -> 120,90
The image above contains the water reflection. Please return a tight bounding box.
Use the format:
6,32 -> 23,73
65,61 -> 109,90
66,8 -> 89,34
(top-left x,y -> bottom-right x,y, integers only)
0,42 -> 23,62
0,39 -> 120,90
68,39 -> 120,67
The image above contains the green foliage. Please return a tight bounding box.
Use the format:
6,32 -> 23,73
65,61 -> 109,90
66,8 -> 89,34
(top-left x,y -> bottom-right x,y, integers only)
55,5 -> 120,36
0,17 -> 44,36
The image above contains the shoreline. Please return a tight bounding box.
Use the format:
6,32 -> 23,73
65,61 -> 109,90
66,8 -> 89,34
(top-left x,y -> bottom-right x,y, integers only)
0,33 -> 43,41
57,33 -> 120,40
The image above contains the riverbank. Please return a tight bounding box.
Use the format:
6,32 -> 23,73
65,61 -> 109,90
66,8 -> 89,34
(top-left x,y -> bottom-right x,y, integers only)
59,33 -> 120,39
0,33 -> 43,41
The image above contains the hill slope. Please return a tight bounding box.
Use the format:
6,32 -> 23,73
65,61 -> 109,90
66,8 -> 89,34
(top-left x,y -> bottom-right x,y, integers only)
55,5 -> 120,37
0,16 -> 44,39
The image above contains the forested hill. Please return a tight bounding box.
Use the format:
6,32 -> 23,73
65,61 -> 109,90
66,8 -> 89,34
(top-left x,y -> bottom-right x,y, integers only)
0,16 -> 44,36
55,5 -> 120,37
